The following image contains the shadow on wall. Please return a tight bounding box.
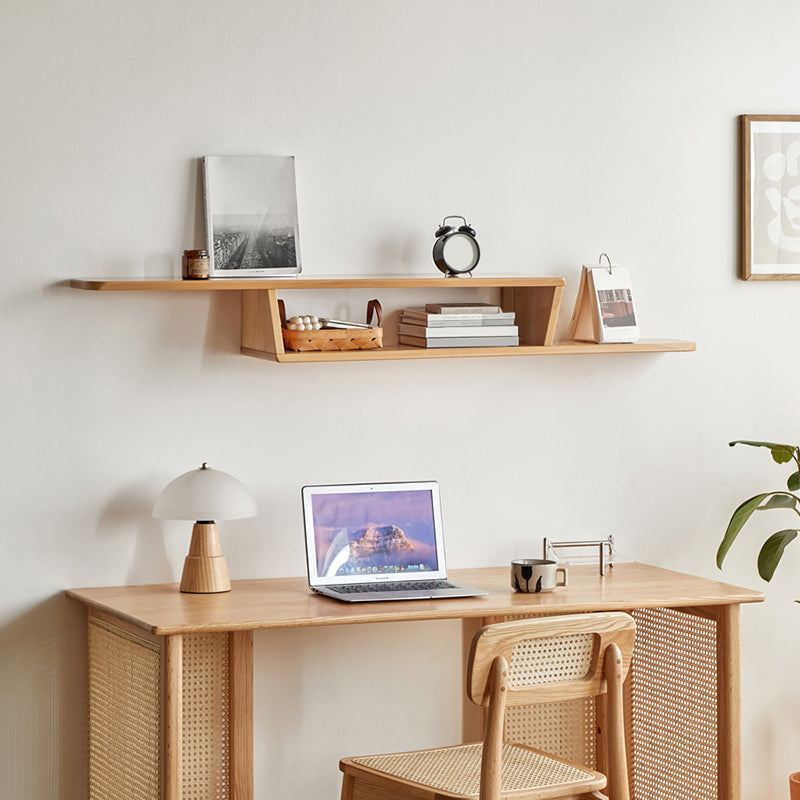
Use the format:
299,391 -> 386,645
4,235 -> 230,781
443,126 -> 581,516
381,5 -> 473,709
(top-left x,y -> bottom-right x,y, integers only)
0,595 -> 87,800
97,482 -> 176,586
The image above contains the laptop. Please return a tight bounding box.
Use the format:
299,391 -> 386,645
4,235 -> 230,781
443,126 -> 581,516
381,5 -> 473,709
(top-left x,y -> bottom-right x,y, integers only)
301,481 -> 487,602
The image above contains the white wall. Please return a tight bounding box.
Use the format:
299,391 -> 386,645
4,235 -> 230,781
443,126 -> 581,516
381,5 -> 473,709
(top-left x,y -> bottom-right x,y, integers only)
2,1 -> 799,797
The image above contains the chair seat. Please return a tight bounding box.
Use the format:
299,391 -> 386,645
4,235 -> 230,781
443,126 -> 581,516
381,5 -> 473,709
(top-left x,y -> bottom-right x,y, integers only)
342,741 -> 606,799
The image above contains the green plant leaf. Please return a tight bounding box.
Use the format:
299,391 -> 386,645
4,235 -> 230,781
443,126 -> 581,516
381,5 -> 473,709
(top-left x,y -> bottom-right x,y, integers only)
788,472 -> 800,492
759,493 -> 799,510
717,493 -> 770,568
771,448 -> 795,464
757,530 -> 798,581
729,440 -> 797,464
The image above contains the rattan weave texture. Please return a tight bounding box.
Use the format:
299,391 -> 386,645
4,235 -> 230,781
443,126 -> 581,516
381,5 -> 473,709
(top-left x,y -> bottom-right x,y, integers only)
504,697 -> 598,768
88,618 -> 161,800
183,632 -> 231,799
508,632 -> 594,686
352,742 -> 598,796
630,607 -> 718,800
501,619 -> 598,767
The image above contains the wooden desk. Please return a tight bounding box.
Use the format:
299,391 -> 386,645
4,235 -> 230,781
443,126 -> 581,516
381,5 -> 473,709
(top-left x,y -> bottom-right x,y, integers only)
67,563 -> 764,800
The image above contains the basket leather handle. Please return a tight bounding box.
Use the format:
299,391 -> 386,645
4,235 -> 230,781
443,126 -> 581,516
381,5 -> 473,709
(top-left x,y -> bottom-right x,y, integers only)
279,297 -> 380,327
367,299 -> 382,326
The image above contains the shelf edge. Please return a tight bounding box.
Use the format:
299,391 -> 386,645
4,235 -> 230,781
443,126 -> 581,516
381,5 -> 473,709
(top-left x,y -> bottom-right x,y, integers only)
70,275 -> 567,291
242,339 -> 696,362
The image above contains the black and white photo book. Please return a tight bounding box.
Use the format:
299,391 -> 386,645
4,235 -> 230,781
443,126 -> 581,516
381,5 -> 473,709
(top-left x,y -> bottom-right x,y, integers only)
203,155 -> 302,277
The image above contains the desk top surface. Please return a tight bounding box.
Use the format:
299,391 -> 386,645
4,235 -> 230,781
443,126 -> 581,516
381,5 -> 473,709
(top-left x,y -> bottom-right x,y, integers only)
66,563 -> 765,636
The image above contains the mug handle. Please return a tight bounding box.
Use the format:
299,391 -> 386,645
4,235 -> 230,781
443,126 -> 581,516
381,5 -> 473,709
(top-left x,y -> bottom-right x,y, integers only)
556,566 -> 568,587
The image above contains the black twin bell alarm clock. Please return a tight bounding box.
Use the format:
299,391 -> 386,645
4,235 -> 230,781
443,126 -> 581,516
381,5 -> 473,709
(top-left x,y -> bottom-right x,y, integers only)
432,215 -> 480,276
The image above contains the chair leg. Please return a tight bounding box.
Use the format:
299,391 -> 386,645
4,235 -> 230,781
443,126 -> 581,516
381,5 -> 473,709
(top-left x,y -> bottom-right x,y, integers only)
340,772 -> 354,800
603,642 -> 630,800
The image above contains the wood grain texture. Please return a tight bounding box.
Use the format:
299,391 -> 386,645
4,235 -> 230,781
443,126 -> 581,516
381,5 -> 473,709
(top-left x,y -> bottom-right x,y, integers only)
70,274 -> 693,360
249,339 -> 696,362
714,603 -> 742,800
66,563 -> 764,637
462,617 -> 489,742
740,114 -> 753,281
229,631 -> 254,800
179,522 -> 231,594
500,284 -> 563,346
163,635 -> 183,800
480,657 -> 509,800
603,642 -> 630,800
241,288 -> 284,356
71,275 -> 568,291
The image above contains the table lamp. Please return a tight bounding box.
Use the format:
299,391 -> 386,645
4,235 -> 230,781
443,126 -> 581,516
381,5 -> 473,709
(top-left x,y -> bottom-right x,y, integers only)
153,463 -> 258,593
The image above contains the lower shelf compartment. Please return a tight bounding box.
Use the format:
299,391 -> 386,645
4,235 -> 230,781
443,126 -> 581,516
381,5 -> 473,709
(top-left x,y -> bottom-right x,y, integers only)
242,339 -> 696,363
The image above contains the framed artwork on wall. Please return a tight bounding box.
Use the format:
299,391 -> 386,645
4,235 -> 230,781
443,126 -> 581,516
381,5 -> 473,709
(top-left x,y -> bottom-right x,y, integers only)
741,114 -> 800,280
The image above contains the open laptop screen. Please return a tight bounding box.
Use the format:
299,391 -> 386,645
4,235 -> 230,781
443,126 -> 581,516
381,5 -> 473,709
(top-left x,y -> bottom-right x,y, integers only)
302,482 -> 446,586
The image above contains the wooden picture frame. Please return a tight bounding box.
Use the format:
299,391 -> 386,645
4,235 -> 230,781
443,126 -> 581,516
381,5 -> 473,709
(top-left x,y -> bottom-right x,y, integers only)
741,114 -> 800,280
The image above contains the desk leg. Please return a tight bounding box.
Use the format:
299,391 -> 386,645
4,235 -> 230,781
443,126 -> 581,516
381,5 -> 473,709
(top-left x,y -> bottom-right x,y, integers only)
714,604 -> 741,800
229,631 -> 254,800
164,635 -> 183,800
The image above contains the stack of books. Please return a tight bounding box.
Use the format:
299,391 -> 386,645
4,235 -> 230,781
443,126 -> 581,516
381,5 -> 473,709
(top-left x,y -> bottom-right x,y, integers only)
397,302 -> 519,348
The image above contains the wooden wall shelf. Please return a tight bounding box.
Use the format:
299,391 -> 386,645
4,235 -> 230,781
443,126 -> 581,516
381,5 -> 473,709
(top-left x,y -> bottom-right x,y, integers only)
70,275 -> 696,362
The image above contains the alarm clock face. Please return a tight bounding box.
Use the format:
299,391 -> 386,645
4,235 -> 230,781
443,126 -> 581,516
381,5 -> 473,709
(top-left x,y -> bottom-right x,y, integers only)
442,234 -> 479,272
433,233 -> 480,273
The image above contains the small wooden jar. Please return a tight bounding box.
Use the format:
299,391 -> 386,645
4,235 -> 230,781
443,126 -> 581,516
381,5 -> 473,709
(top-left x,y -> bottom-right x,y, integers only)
182,249 -> 210,279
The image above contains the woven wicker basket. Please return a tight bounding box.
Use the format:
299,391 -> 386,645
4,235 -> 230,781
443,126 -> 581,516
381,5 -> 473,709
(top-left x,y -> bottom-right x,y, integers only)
279,298 -> 383,352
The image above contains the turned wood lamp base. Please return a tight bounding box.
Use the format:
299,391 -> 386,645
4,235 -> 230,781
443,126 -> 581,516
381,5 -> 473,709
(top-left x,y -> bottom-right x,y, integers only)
180,521 -> 231,593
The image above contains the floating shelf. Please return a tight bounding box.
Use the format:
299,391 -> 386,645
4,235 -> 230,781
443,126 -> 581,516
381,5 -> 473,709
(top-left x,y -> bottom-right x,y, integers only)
71,275 -> 696,362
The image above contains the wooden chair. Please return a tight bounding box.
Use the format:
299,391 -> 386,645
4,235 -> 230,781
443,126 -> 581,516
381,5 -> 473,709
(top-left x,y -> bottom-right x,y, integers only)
339,612 -> 636,800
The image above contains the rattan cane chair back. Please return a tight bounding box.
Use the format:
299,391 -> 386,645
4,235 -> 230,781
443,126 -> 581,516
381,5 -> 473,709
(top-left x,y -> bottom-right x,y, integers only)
339,612 -> 636,800
467,612 -> 636,707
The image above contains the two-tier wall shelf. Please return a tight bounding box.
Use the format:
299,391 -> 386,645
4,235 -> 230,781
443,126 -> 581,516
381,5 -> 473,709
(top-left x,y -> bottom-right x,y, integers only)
70,275 -> 696,363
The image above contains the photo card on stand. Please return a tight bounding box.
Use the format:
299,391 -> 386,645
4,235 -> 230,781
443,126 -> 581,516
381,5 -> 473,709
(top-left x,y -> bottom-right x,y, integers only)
569,257 -> 639,344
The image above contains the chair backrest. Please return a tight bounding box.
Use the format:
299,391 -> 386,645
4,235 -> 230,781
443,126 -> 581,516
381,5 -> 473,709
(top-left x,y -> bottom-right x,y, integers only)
467,612 -> 636,800
467,612 -> 636,708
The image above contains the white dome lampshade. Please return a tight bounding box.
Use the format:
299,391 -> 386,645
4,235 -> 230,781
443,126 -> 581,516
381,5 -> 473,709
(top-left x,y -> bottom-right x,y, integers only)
153,463 -> 258,593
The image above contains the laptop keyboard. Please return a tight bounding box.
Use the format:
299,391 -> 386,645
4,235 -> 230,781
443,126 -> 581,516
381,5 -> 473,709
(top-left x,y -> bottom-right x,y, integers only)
333,580 -> 459,594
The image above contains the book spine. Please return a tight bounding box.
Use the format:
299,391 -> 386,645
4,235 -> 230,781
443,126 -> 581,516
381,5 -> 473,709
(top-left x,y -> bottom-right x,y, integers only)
401,313 -> 515,326
397,324 -> 519,338
399,335 -> 519,348
424,304 -> 502,314
201,156 -> 214,272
